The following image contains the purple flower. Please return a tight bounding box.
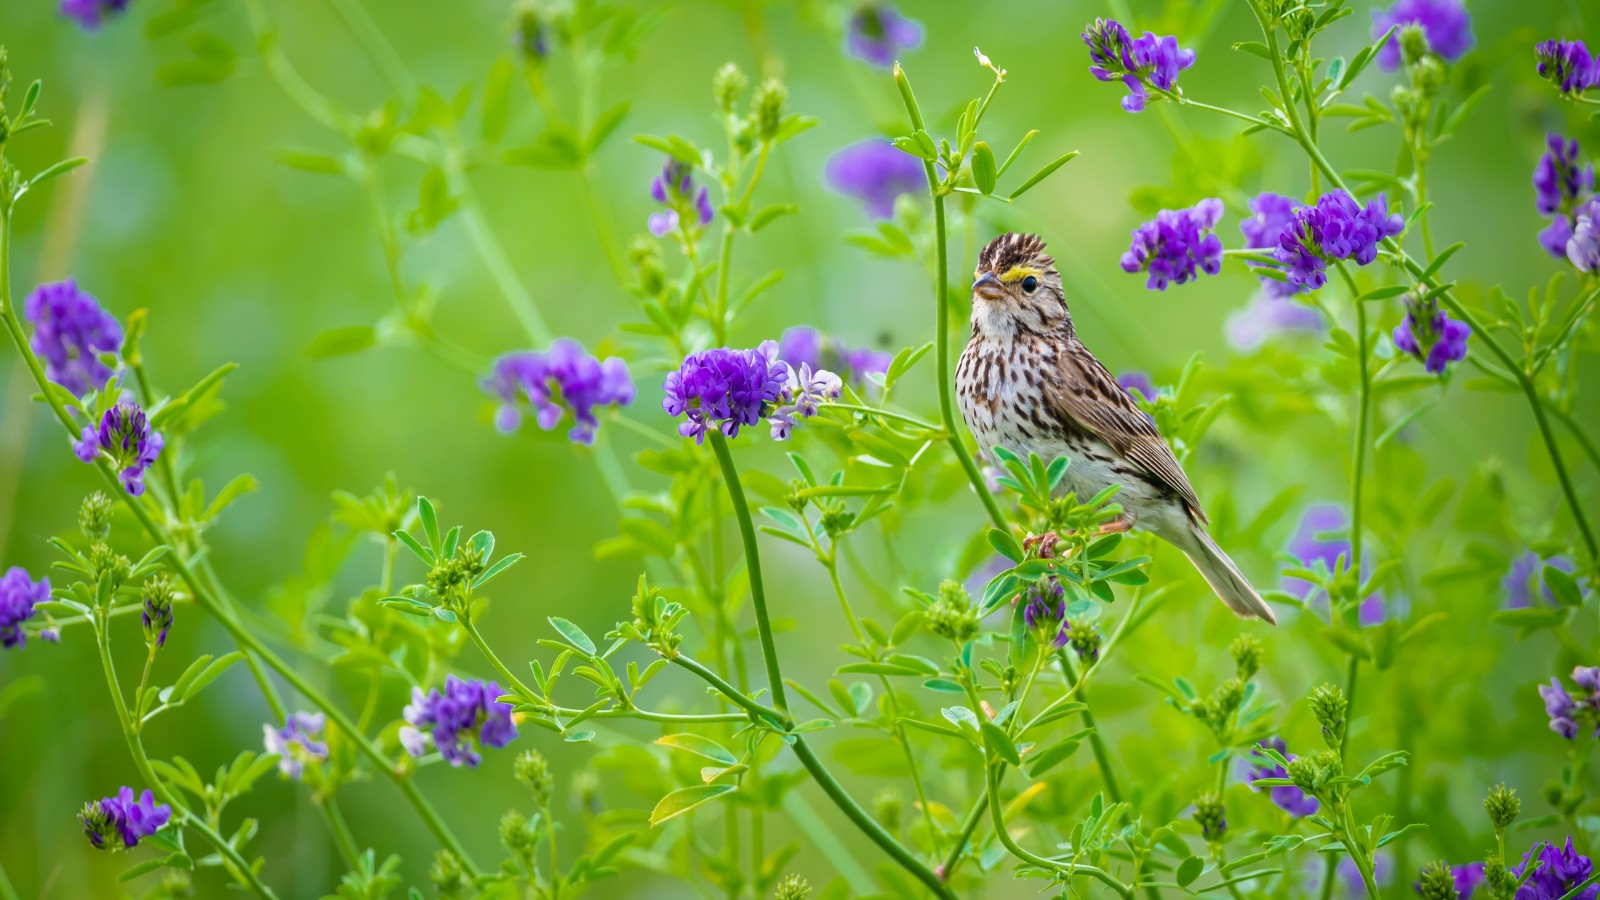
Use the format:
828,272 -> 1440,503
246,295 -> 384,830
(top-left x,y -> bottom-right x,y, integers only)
825,139 -> 926,219
1276,191 -> 1404,290
482,340 -> 635,445
664,342 -> 840,443
1241,193 -> 1307,298
1283,505 -> 1388,624
141,588 -> 173,650
1372,0 -> 1473,70
1339,852 -> 1394,895
1541,214 -> 1575,259
1,567 -> 50,651
61,0 -> 130,29
647,159 -> 713,237
778,326 -> 892,386
400,675 -> 518,768
1506,551 -> 1579,609
1120,198 -> 1224,290
1393,295 -> 1470,374
1542,677 -> 1581,738
1537,39 -> 1600,95
1535,135 -> 1591,217
263,712 -> 329,780
23,280 -> 122,396
845,4 -> 922,68
1227,294 -> 1324,351
73,401 -> 165,496
1021,578 -> 1068,648
1567,197 -> 1600,272
1117,371 -> 1155,402
1451,862 -> 1487,899
1082,19 -> 1196,113
1246,738 -> 1320,817
1513,837 -> 1598,900
79,787 -> 170,850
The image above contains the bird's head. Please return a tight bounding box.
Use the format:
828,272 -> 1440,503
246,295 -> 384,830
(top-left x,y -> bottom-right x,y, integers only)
971,232 -> 1071,338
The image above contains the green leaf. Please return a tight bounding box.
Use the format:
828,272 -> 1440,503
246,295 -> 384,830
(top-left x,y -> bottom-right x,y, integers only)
1008,151 -> 1079,200
1357,285 -> 1409,302
119,858 -> 167,882
649,783 -> 736,826
168,655 -> 214,701
179,652 -> 244,702
656,733 -> 737,766
586,102 -> 630,154
980,720 -> 1021,766
1417,242 -> 1464,284
481,59 -> 514,144
836,662 -> 924,677
548,616 -> 597,655
1025,737 -> 1082,777
1233,41 -> 1271,60
749,204 -> 798,232
1545,566 -> 1584,607
970,141 -> 997,195
274,150 -> 346,176
201,474 -> 258,522
987,527 -> 1024,563
393,530 -> 434,565
1177,856 -> 1205,887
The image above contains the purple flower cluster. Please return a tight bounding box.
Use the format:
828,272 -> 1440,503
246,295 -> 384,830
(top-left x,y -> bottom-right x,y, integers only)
1563,197 -> 1600,273
79,787 -> 171,850
61,0 -> 130,29
1246,737 -> 1319,817
1,567 -> 50,651
74,401 -> 165,496
663,341 -> 840,443
1240,193 -> 1306,299
1512,837 -> 1597,900
1120,198 -> 1224,291
1536,39 -> 1600,95
1082,18 -> 1195,113
23,280 -> 122,396
1275,191 -> 1404,291
400,675 -> 518,768
1505,551 -> 1578,609
824,139 -> 926,219
1021,577 -> 1068,649
778,327 -> 891,386
1226,294 -> 1324,351
1540,667 -> 1600,740
1393,295 -> 1471,374
1448,862 -> 1487,899
1284,505 -> 1386,626
263,712 -> 329,780
482,340 -> 635,445
648,159 -> 713,238
1534,135 -> 1595,261
1117,371 -> 1155,402
844,4 -> 922,68
1371,0 -> 1473,70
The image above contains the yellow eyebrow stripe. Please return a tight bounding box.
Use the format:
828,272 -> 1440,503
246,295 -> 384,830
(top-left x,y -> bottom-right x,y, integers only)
999,265 -> 1041,282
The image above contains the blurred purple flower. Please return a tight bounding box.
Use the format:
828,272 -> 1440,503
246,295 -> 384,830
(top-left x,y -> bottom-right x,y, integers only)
1082,19 -> 1195,113
1537,39 -> 1600,95
1567,197 -> 1600,272
1276,191 -> 1404,290
1246,738 -> 1319,817
1534,135 -> 1591,217
1393,295 -> 1471,374
779,326 -> 892,385
79,787 -> 170,850
647,159 -> 712,237
1240,193 -> 1306,298
263,712 -> 329,780
825,139 -> 925,218
1451,861 -> 1487,899
1338,852 -> 1393,895
1117,371 -> 1155,402
845,4 -> 922,68
74,401 -> 164,497
23,280 -> 122,396
61,0 -> 130,29
1506,551 -> 1578,608
1120,198 -> 1224,290
1512,837 -> 1598,899
1371,0 -> 1472,70
1283,505 -> 1388,625
1226,294 -> 1324,351
482,340 -> 634,445
401,675 -> 518,768
1,567 -> 50,651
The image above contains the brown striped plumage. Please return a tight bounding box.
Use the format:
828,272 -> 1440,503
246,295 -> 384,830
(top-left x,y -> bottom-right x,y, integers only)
957,232 -> 1275,623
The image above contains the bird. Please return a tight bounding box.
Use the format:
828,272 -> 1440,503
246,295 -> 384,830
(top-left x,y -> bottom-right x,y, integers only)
955,232 -> 1275,624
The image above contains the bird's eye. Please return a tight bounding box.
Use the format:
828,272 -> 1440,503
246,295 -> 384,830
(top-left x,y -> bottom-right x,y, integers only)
1021,275 -> 1039,293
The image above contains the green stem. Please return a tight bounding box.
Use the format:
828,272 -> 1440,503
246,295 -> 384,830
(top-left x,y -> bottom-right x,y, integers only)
940,786 -> 987,878
317,798 -> 362,871
94,620 -> 280,899
706,432 -> 787,711
0,860 -> 18,900
828,403 -> 942,431
1336,264 -> 1370,580
983,765 -> 1134,899
323,0 -> 414,100
1056,651 -> 1125,806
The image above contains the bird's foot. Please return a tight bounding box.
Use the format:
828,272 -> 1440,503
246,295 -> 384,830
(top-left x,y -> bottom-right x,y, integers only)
1095,517 -> 1134,536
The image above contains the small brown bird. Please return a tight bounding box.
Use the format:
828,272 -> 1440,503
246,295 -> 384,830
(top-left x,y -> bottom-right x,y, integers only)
956,232 -> 1275,623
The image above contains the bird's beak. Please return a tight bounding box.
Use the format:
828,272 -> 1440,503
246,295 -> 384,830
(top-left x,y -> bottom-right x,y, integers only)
972,271 -> 1005,301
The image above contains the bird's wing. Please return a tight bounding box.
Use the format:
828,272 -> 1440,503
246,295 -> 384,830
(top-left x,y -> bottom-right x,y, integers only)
1044,342 -> 1206,520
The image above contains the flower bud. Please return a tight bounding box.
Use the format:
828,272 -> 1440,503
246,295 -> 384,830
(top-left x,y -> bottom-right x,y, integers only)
1309,683 -> 1347,749
499,810 -> 538,868
752,77 -> 787,142
1410,56 -> 1445,97
514,749 -> 553,806
1065,618 -> 1101,664
874,787 -> 903,832
141,575 -> 175,649
774,874 -> 812,900
1229,634 -> 1262,680
1415,861 -> 1458,900
1484,783 -> 1520,832
87,543 -> 131,595
1398,24 -> 1430,68
79,491 -> 114,542
925,580 -> 979,643
513,5 -> 549,63
1192,792 -> 1226,841
1484,856 -> 1514,896
628,236 -> 666,297
713,63 -> 747,114
429,850 -> 470,899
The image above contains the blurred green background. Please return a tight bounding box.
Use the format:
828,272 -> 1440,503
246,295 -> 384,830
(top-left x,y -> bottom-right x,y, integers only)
1,0 -> 1597,896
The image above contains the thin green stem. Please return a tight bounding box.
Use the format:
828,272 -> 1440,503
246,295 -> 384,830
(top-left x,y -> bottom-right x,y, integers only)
323,0 -> 415,99
983,765 -> 1134,899
1056,651 -> 1124,806
706,432 -> 787,711
828,403 -> 942,431
1336,263 -> 1370,578
317,798 -> 362,871
940,785 -> 988,878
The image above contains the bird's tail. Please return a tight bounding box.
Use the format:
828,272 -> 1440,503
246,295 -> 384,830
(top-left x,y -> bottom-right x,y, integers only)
1172,523 -> 1277,624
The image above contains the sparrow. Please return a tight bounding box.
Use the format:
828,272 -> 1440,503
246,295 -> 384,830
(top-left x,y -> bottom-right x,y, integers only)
955,232 -> 1275,624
